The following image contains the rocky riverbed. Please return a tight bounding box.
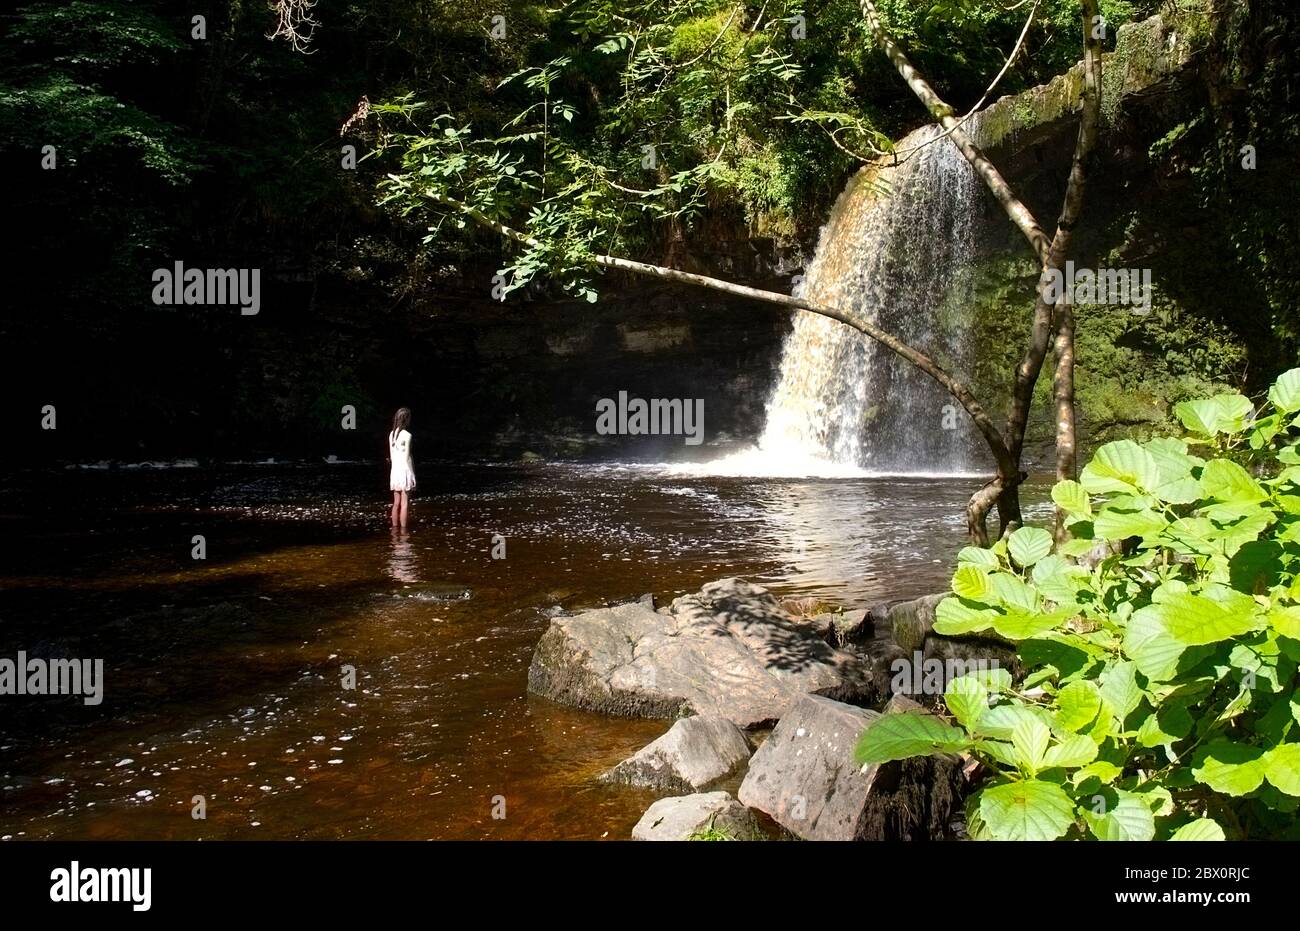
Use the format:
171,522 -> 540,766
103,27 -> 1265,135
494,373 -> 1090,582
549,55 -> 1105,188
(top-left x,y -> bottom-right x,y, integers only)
527,577 -> 1013,840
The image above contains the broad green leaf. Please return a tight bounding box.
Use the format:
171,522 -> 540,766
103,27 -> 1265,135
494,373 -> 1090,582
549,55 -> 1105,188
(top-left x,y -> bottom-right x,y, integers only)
1175,394 -> 1252,436
1098,660 -> 1143,722
1080,441 -> 1160,494
1199,459 -> 1267,505
1022,635 -> 1103,682
965,667 -> 1013,693
854,713 -> 969,765
989,573 -> 1036,611
1032,555 -> 1081,603
1043,734 -> 1099,769
1169,818 -> 1226,841
1263,744 -> 1300,796
1156,591 -> 1260,646
1010,715 -> 1052,773
1052,479 -> 1092,517
1072,760 -> 1123,786
1268,367 -> 1300,413
978,780 -> 1076,841
1058,537 -> 1097,558
951,564 -> 992,601
1192,740 -> 1267,796
1146,436 -> 1199,482
933,596 -> 995,636
1271,605 -> 1300,640
993,608 -> 1066,641
1008,526 -> 1053,568
1084,790 -> 1156,841
1093,506 -> 1167,540
979,740 -> 1020,769
1153,476 -> 1201,505
1125,605 -> 1207,682
975,704 -> 1049,741
1055,680 -> 1102,732
1135,703 -> 1193,747
956,546 -> 999,569
944,675 -> 988,730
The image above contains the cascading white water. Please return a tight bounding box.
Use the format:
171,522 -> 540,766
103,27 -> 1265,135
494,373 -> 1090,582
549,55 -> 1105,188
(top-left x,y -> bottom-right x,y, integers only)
685,124 -> 986,478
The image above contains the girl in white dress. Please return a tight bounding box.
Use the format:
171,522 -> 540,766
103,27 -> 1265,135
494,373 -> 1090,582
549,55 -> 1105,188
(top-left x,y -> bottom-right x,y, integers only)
387,407 -> 415,528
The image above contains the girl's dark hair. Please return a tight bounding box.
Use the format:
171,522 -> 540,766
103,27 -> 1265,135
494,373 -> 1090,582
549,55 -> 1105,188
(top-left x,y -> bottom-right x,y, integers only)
391,407 -> 411,438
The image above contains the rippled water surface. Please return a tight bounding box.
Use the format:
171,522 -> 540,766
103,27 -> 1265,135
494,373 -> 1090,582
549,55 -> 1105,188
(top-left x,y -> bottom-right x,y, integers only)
0,462 -> 1049,840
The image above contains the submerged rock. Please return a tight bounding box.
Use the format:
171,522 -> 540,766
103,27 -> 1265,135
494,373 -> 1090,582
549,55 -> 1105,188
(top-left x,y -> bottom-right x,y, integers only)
527,578 -> 876,728
737,693 -> 962,841
631,791 -> 767,841
599,715 -> 752,793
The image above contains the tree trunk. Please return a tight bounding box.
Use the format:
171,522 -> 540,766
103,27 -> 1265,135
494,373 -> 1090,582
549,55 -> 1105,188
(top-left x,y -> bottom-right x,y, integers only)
1052,298 -> 1078,522
1050,0 -> 1102,536
1003,0 -> 1104,537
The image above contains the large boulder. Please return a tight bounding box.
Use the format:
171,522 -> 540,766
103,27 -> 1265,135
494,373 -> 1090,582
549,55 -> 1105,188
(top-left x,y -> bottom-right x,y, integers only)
528,579 -> 876,728
599,715 -> 752,793
631,791 -> 767,841
738,693 -> 963,841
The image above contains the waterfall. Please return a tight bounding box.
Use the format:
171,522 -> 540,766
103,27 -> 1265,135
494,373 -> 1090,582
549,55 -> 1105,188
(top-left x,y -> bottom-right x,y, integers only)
684,124 -> 986,478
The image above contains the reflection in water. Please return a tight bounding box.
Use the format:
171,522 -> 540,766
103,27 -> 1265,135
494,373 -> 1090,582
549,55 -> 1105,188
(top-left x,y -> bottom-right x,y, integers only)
386,528 -> 418,584
0,462 -> 1049,840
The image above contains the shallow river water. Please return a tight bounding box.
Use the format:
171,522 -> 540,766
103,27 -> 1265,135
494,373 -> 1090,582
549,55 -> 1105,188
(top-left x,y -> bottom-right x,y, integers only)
0,461 -> 1049,840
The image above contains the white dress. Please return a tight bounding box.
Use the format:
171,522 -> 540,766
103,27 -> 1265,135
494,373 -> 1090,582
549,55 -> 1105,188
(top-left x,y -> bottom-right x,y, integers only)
389,429 -> 415,491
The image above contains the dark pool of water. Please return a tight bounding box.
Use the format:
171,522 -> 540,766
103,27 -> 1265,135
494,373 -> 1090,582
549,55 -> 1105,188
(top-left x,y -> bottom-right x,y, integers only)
0,461 -> 1050,840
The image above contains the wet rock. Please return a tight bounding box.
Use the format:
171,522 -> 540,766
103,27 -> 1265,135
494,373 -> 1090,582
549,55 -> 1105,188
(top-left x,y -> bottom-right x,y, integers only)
631,791 -> 767,841
873,593 -> 1016,696
884,593 -> 947,653
528,578 -> 877,728
802,608 -> 871,646
922,633 -> 1018,679
599,715 -> 752,793
737,693 -> 962,841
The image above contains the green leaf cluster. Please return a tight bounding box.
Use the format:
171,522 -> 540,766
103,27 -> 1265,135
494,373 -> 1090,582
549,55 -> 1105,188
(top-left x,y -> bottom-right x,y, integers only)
856,369 -> 1300,840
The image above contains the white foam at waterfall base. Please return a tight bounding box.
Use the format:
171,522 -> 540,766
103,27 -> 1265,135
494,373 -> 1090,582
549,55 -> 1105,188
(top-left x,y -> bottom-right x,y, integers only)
691,124 -> 988,479
663,446 -> 987,479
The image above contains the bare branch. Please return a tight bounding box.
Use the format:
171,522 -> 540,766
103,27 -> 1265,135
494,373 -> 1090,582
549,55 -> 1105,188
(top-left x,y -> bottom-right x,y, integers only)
268,0 -> 319,54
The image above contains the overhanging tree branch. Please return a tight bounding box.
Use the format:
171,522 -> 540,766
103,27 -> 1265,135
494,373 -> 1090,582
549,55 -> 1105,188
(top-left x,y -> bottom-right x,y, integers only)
858,0 -> 1051,264
421,188 -> 1016,477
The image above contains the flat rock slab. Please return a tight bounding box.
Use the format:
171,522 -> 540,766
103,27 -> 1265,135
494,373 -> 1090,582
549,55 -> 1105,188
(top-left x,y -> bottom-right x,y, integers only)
528,578 -> 875,728
738,693 -> 962,841
600,715 -> 752,792
631,791 -> 766,841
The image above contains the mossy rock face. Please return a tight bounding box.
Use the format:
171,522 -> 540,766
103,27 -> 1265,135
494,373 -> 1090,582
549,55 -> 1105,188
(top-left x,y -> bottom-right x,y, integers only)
970,4 -> 1212,168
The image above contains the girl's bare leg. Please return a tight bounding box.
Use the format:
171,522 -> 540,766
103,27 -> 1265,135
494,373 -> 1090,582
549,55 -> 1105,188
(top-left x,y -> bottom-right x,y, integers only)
391,491 -> 400,527
399,490 -> 409,529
